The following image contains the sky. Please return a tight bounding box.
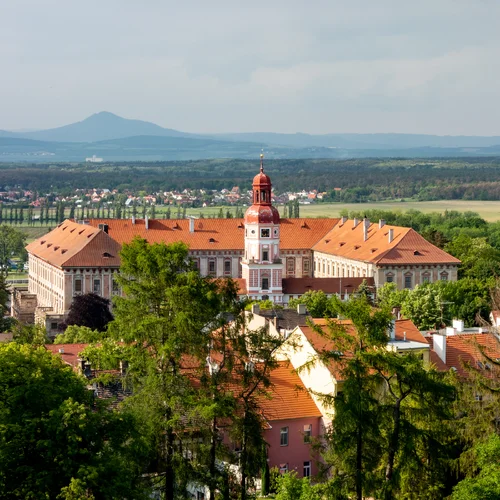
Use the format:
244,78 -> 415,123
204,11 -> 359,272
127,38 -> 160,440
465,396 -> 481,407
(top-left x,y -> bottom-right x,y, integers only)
1,0 -> 499,135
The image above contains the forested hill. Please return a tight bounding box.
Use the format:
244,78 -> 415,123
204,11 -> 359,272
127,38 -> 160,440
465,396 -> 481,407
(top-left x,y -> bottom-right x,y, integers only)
3,157 -> 500,201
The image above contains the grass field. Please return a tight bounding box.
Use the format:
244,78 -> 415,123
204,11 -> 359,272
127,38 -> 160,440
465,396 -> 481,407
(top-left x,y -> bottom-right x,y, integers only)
175,200 -> 500,222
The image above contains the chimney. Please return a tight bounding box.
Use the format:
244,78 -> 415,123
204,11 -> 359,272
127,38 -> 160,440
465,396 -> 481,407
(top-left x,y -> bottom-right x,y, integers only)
132,215 -> 136,225
452,319 -> 464,333
379,219 -> 386,229
363,217 -> 369,241
433,334 -> 447,364
297,303 -> 307,315
388,228 -> 394,243
388,319 -> 396,340
251,303 -> 260,315
353,217 -> 360,228
341,215 -> 348,224
145,215 -> 149,230
189,217 -> 195,233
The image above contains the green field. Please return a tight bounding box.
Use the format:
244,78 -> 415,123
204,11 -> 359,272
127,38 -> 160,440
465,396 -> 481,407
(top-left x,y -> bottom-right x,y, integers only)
174,200 -> 500,222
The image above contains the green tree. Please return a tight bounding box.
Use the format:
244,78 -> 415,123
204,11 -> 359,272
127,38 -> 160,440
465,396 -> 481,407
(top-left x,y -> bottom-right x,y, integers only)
0,225 -> 26,273
302,295 -> 391,500
109,239 -> 229,499
289,290 -> 330,317
400,284 -> 443,330
54,325 -> 104,344
0,343 -> 147,499
452,434 -> 500,500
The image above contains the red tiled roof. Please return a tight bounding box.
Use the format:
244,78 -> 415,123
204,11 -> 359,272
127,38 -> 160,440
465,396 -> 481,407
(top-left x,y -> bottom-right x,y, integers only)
282,277 -> 374,295
27,221 -> 121,269
298,318 -> 425,379
393,319 -> 427,344
434,333 -> 500,377
45,343 -> 89,368
86,217 -> 338,251
258,361 -> 322,421
312,220 -> 459,266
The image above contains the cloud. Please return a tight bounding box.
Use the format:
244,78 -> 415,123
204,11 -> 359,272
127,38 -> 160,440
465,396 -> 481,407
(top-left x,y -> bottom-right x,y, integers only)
1,0 -> 499,134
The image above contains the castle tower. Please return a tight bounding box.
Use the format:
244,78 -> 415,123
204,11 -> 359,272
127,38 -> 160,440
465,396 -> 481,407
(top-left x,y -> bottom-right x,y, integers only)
241,154 -> 284,302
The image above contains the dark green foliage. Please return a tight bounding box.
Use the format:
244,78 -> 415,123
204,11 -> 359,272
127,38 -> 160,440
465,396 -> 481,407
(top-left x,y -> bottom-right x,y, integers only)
0,343 -> 148,499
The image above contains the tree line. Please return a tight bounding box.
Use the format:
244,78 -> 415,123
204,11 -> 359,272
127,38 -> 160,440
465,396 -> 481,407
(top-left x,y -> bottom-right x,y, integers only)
3,157 -> 500,201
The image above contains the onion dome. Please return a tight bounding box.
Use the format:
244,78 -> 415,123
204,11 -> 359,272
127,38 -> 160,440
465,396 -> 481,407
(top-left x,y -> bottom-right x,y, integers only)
244,154 -> 280,224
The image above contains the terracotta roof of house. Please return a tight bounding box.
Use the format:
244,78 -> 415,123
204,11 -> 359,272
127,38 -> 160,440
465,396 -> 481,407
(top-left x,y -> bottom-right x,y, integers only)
45,343 -> 89,368
282,277 -> 375,295
86,217 -> 338,251
258,361 -> 322,421
312,220 -> 460,266
432,333 -> 500,377
27,220 -> 121,269
298,318 -> 425,379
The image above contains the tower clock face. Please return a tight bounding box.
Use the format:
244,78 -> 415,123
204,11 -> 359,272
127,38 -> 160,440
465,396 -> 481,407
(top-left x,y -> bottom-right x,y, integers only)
261,228 -> 270,238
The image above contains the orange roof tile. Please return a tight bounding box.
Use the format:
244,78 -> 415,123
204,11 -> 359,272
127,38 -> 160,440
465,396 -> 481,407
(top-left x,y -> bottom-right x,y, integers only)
298,318 -> 425,378
27,221 -> 121,269
258,361 -> 322,421
434,333 -> 500,377
45,343 -> 89,368
86,217 -> 338,251
312,220 -> 460,266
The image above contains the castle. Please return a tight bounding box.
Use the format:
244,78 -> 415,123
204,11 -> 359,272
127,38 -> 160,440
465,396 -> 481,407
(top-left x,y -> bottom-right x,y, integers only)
13,155 -> 460,332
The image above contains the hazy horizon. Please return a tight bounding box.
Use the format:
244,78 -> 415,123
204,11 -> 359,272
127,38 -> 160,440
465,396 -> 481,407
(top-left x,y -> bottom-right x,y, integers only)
2,1 -> 499,135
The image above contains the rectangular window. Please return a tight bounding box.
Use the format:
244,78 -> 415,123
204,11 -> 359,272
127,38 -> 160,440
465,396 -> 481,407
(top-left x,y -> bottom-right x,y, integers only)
74,277 -> 82,293
404,275 -> 412,289
50,322 -> 58,330
440,272 -> 448,281
279,463 -> 288,474
303,424 -> 312,443
287,258 -> 295,274
261,228 -> 270,238
208,260 -> 216,274
112,276 -> 120,294
303,259 -> 310,274
280,427 -> 289,446
386,275 -> 394,283
262,277 -> 269,290
93,278 -> 101,294
262,250 -> 269,261
422,274 -> 430,284
224,260 -> 231,274
303,461 -> 311,478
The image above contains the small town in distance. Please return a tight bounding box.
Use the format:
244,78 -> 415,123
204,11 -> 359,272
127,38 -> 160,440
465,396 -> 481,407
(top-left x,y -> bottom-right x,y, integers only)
2,2 -> 500,499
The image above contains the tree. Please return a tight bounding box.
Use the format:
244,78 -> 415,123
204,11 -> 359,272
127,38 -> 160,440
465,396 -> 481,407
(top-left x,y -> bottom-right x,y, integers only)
289,290 -> 330,317
0,343 -> 147,499
63,293 -> 113,332
54,325 -> 104,344
452,434 -> 500,500
301,295 -> 391,500
109,239 -> 230,499
400,284 -> 443,330
0,225 -> 26,273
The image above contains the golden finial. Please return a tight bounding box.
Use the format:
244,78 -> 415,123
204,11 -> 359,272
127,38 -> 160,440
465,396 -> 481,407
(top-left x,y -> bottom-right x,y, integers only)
260,151 -> 264,172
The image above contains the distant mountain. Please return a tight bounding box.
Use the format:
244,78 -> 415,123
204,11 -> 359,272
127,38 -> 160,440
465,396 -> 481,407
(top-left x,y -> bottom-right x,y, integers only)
213,132 -> 500,150
2,111 -> 500,151
1,134 -> 500,163
15,112 -> 197,143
